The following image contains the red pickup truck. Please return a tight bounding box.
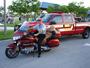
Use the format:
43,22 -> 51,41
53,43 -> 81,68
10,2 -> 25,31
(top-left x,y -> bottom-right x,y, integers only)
15,12 -> 90,39
36,12 -> 90,39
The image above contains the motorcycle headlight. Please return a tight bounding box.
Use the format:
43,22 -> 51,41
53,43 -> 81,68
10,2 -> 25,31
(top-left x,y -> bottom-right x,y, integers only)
13,36 -> 21,40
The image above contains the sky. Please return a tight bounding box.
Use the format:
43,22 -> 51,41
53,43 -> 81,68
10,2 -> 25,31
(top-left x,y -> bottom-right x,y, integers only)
0,0 -> 90,8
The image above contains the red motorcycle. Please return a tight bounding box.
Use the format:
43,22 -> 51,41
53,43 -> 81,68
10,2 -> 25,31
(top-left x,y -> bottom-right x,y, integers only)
5,21 -> 61,58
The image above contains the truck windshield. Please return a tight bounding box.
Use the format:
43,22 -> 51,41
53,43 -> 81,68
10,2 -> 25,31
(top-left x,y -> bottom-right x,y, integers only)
37,14 -> 51,23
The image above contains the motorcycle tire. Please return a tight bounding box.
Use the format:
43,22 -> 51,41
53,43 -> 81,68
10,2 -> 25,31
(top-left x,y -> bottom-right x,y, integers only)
5,48 -> 19,59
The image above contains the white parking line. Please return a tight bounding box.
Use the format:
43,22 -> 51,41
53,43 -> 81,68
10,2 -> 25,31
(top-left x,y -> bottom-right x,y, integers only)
84,43 -> 90,46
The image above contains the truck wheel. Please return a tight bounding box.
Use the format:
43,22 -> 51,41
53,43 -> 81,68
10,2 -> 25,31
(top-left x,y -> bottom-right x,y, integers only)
82,29 -> 89,39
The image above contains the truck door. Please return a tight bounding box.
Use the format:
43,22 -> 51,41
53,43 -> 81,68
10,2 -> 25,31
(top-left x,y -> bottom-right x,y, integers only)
61,15 -> 75,35
49,15 -> 63,34
49,15 -> 75,36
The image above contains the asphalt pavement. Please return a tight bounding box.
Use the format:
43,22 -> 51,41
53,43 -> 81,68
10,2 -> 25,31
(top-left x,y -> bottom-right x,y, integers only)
0,36 -> 90,68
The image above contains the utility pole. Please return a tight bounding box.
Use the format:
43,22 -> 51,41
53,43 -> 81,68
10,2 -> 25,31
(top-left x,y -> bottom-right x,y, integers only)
4,0 -> 7,36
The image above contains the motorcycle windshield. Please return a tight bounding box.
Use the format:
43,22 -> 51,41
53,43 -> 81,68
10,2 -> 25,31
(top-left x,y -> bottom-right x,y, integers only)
19,21 -> 29,32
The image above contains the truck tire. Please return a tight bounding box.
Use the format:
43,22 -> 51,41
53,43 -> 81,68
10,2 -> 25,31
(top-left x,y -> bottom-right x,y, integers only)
82,29 -> 89,39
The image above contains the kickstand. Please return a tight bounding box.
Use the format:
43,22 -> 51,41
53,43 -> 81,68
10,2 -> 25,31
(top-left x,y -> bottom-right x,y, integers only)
32,50 -> 35,57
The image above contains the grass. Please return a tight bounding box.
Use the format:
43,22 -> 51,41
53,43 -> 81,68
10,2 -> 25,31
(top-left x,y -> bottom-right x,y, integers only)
0,30 -> 14,40
0,17 -> 32,40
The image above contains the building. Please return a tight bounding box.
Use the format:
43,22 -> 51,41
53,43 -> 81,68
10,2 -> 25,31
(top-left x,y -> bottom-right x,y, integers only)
40,2 -> 58,10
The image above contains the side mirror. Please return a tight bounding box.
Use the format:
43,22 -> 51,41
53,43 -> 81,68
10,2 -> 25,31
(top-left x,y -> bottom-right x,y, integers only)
50,21 -> 56,25
14,25 -> 21,31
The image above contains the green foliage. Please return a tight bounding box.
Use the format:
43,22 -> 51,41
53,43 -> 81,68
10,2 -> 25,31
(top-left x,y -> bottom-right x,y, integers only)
59,5 -> 69,13
0,30 -> 14,40
8,0 -> 40,15
67,2 -> 78,13
67,2 -> 88,17
47,4 -> 60,12
47,2 -> 90,17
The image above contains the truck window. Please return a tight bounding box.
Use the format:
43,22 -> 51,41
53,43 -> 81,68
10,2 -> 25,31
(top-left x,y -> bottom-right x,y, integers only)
37,14 -> 51,23
51,15 -> 62,24
64,15 -> 73,23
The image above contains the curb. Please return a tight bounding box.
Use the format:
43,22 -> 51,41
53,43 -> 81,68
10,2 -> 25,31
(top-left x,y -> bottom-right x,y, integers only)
0,39 -> 11,43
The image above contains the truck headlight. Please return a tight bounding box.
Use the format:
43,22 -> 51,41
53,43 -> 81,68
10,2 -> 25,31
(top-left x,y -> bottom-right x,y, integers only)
13,36 -> 21,40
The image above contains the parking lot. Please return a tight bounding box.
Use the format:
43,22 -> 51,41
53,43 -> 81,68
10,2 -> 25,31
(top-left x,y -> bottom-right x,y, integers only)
0,36 -> 90,68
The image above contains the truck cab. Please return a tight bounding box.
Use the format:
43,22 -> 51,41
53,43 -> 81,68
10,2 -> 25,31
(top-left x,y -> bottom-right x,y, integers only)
38,12 -> 90,39
38,12 -> 75,35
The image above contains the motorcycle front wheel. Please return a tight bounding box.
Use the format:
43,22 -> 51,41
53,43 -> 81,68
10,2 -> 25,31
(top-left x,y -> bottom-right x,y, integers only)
5,48 -> 19,59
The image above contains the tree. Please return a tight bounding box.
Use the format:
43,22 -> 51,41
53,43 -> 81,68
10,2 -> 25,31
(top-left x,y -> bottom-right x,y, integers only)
59,5 -> 69,13
8,0 -> 40,15
47,6 -> 54,13
78,7 -> 88,17
67,2 -> 78,13
47,4 -> 60,12
47,2 -> 90,17
0,6 -> 4,12
67,2 -> 89,17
